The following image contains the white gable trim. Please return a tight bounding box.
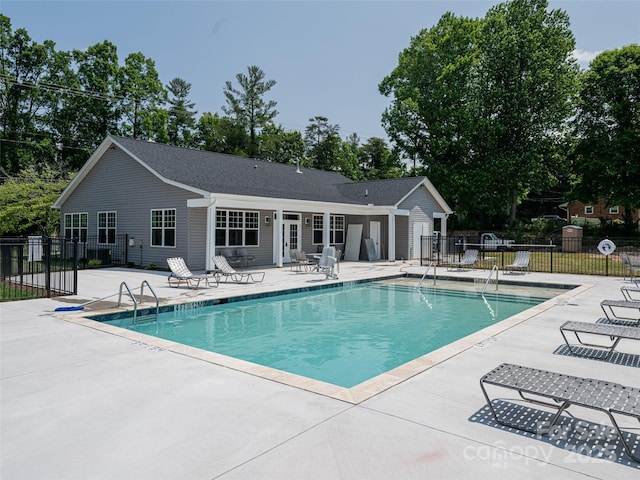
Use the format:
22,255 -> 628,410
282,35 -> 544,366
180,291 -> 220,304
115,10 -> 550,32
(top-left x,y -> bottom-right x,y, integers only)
395,178 -> 453,214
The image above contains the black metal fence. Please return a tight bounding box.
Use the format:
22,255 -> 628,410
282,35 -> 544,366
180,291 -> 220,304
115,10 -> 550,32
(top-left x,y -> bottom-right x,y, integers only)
421,235 -> 640,277
0,237 -> 78,300
0,234 -> 129,301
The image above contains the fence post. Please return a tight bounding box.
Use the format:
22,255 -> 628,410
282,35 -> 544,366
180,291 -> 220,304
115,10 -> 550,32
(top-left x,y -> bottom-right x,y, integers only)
73,238 -> 78,295
44,236 -> 51,298
550,246 -> 554,273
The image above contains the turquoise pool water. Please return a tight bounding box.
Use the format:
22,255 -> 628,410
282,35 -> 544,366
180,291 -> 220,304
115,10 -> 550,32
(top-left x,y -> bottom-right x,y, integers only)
101,280 -> 560,388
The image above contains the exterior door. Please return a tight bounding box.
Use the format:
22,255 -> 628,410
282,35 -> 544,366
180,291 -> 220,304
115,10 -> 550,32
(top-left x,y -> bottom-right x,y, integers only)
412,222 -> 431,259
369,221 -> 381,259
282,217 -> 300,262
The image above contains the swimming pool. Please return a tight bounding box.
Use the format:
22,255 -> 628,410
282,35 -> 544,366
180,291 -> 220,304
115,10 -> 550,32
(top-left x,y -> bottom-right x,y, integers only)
98,279 -> 565,388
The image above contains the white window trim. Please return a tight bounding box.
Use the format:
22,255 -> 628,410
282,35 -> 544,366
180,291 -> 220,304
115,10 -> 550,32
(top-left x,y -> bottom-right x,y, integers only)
312,214 -> 345,245
584,206 -> 594,215
64,212 -> 88,242
609,206 -> 619,214
215,209 -> 260,247
97,211 -> 117,245
150,208 -> 177,248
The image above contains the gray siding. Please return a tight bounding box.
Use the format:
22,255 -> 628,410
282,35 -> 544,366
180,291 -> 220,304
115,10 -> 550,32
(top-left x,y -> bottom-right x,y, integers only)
60,147 -> 204,270
398,186 -> 441,259
395,215 -> 409,261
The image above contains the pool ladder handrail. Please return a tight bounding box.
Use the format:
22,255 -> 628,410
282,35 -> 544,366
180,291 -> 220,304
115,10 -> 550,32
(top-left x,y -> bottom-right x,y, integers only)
117,281 -> 159,324
481,265 -> 499,295
417,261 -> 436,289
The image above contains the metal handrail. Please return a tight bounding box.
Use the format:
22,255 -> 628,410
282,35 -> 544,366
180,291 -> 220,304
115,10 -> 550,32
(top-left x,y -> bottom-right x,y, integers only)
417,261 -> 436,289
118,282 -> 138,324
482,265 -> 499,295
139,280 -> 159,323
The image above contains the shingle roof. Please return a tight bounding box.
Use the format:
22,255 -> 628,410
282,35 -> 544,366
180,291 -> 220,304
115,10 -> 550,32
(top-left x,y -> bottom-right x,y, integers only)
111,136 -> 430,207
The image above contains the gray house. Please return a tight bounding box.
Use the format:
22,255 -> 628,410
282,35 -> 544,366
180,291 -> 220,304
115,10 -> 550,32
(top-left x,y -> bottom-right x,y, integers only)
53,135 -> 453,270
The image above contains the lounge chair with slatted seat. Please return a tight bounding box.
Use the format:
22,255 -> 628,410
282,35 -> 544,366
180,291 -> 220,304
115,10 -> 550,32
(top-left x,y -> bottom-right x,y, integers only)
167,257 -> 218,289
503,250 -> 530,273
560,320 -> 640,358
441,249 -> 478,270
213,255 -> 265,283
480,363 -> 640,463
600,299 -> 640,324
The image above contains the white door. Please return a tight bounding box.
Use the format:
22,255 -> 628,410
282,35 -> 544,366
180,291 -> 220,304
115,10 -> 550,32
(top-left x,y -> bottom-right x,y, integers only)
369,221 -> 381,259
282,218 -> 300,263
412,222 -> 431,259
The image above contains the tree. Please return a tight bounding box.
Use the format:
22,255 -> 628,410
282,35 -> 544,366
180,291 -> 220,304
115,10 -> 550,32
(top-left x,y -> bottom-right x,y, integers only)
196,112 -> 248,155
571,45 -> 640,230
166,77 -> 197,147
0,165 -> 71,236
476,0 -> 579,222
256,124 -> 305,165
71,41 -> 121,149
222,65 -> 277,157
379,12 -> 482,220
359,137 -> 400,179
117,52 -> 166,139
379,0 -> 579,226
304,116 -> 341,171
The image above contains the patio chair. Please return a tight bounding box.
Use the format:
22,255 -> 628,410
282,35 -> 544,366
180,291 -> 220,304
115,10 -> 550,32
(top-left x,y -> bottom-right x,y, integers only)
235,247 -> 255,268
316,246 -> 338,280
480,363 -> 640,463
620,253 -> 640,281
219,248 -> 241,268
503,250 -> 530,274
213,255 -> 265,283
442,249 -> 478,270
621,286 -> 640,301
290,250 -> 314,273
559,320 -> 640,358
600,298 -> 640,325
167,257 -> 218,289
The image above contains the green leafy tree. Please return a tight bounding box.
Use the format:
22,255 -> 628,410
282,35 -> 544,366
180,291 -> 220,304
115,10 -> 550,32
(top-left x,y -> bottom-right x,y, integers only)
222,65 -> 277,157
166,77 -> 197,147
256,124 -> 304,165
118,52 -> 166,139
476,0 -> 578,222
379,12 -> 482,220
71,41 -> 121,149
571,44 -> 640,230
380,0 -> 579,226
304,116 -> 341,171
0,165 -> 71,236
196,112 -> 248,155
359,137 -> 400,179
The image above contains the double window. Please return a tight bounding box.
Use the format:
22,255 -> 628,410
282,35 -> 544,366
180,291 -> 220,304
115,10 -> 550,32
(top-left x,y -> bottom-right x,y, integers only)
151,209 -> 176,247
215,210 -> 259,246
312,214 -> 345,245
98,211 -> 117,244
64,213 -> 88,242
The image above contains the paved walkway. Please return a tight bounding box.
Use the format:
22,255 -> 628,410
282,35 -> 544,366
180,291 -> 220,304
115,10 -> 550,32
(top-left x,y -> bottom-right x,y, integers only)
2,262 -> 639,479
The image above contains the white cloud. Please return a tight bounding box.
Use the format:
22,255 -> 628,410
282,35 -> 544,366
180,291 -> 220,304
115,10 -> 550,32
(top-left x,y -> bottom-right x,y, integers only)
572,48 -> 602,67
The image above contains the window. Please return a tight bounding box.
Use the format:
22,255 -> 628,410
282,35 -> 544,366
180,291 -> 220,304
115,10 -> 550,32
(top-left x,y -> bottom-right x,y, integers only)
312,214 -> 345,245
64,213 -> 88,242
584,206 -> 594,215
215,210 -> 259,246
609,206 -> 619,214
151,209 -> 176,247
98,211 -> 116,244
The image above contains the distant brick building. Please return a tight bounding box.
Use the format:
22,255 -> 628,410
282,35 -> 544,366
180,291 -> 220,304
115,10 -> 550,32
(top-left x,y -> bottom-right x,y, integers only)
566,200 -> 639,227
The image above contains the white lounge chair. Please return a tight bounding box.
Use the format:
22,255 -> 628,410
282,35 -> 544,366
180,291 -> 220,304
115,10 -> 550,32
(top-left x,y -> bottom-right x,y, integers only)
442,249 -> 478,270
213,255 -> 265,283
167,257 -> 217,289
503,251 -> 530,273
316,246 -> 338,279
620,253 -> 640,281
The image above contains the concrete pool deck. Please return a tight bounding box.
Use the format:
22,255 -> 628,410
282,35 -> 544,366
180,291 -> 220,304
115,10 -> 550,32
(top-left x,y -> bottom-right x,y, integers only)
1,262 -> 639,478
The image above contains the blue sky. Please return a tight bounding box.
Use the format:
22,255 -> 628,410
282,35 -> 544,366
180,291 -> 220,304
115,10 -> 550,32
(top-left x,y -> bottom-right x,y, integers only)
3,1 -> 639,142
